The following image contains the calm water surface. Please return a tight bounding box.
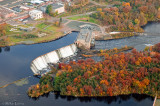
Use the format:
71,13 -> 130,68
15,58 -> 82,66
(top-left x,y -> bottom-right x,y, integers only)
0,22 -> 160,106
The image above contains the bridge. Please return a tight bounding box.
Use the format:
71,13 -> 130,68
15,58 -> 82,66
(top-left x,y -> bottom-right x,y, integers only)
30,25 -> 95,75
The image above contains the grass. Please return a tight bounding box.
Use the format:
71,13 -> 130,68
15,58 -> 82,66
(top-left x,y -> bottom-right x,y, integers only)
8,30 -> 63,45
36,23 -> 62,36
0,22 -> 64,47
68,15 -> 100,25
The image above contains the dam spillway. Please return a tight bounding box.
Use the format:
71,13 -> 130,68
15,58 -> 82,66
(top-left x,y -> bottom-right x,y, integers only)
30,43 -> 77,75
30,25 -> 95,75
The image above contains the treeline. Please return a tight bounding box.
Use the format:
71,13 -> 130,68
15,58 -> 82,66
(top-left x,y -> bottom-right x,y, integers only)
90,0 -> 160,32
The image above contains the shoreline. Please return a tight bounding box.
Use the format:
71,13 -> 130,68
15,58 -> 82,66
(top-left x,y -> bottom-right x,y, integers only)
1,21 -> 159,47
0,31 -> 76,48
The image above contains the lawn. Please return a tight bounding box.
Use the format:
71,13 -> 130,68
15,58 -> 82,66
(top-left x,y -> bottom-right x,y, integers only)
36,23 -> 61,35
68,15 -> 100,25
1,22 -> 64,46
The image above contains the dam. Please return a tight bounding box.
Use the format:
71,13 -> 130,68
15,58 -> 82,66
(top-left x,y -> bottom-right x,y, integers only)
30,25 -> 95,75
30,43 -> 77,75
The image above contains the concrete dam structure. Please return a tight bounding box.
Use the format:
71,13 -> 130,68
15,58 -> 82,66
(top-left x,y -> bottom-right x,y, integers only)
30,25 -> 95,75
30,43 -> 77,75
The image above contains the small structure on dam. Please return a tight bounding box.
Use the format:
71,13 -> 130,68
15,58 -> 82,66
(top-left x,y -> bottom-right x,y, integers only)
75,24 -> 95,49
30,43 -> 77,75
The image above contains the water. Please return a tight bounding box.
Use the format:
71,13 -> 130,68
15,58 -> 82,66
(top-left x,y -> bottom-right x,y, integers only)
0,22 -> 160,105
95,22 -> 160,51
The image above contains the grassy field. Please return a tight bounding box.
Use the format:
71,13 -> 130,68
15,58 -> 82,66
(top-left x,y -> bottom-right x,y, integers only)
68,15 -> 100,25
0,22 -> 64,47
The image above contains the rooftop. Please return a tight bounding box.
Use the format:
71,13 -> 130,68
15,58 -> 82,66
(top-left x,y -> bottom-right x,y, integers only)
30,0 -> 44,4
52,3 -> 64,9
41,3 -> 64,9
30,9 -> 43,13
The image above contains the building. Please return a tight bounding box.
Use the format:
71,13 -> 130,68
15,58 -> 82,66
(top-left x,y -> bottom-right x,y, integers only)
12,6 -> 22,12
76,25 -> 95,49
29,10 -> 43,20
30,0 -> 44,4
52,3 -> 64,14
40,3 -> 64,14
0,6 -> 16,19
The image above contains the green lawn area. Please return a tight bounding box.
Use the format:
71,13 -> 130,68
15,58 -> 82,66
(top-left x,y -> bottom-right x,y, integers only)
32,22 -> 63,42
36,23 -> 60,35
2,22 -> 63,46
68,15 -> 100,25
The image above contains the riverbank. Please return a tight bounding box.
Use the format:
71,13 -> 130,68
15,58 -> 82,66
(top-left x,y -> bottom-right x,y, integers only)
0,31 -> 73,47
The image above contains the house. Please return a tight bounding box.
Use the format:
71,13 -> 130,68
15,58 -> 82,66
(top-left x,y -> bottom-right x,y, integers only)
29,10 -> 43,20
0,6 -> 16,19
40,3 -> 64,14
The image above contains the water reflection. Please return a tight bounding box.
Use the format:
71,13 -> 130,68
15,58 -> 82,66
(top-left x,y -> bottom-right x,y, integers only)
0,47 -> 2,53
4,46 -> 10,52
29,91 -> 154,105
56,93 -> 154,104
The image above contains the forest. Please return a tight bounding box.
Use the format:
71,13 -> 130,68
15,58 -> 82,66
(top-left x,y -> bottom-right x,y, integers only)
90,0 -> 160,32
28,43 -> 160,98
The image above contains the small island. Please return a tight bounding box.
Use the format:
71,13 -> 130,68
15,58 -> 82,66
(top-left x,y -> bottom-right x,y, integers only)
28,43 -> 160,98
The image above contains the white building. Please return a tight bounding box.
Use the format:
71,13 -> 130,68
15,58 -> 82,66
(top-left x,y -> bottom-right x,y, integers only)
29,10 -> 43,20
30,0 -> 44,4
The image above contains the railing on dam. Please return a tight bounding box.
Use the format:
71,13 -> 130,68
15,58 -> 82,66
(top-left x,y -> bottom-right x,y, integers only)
30,43 -> 77,75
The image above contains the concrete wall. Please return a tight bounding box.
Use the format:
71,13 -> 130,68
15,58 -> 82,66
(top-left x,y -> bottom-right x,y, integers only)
30,43 -> 77,74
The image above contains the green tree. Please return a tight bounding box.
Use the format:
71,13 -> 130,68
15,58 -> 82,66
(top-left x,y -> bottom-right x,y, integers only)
46,5 -> 52,16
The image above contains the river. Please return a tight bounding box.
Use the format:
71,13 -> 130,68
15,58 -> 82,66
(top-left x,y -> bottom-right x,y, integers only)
0,22 -> 160,106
